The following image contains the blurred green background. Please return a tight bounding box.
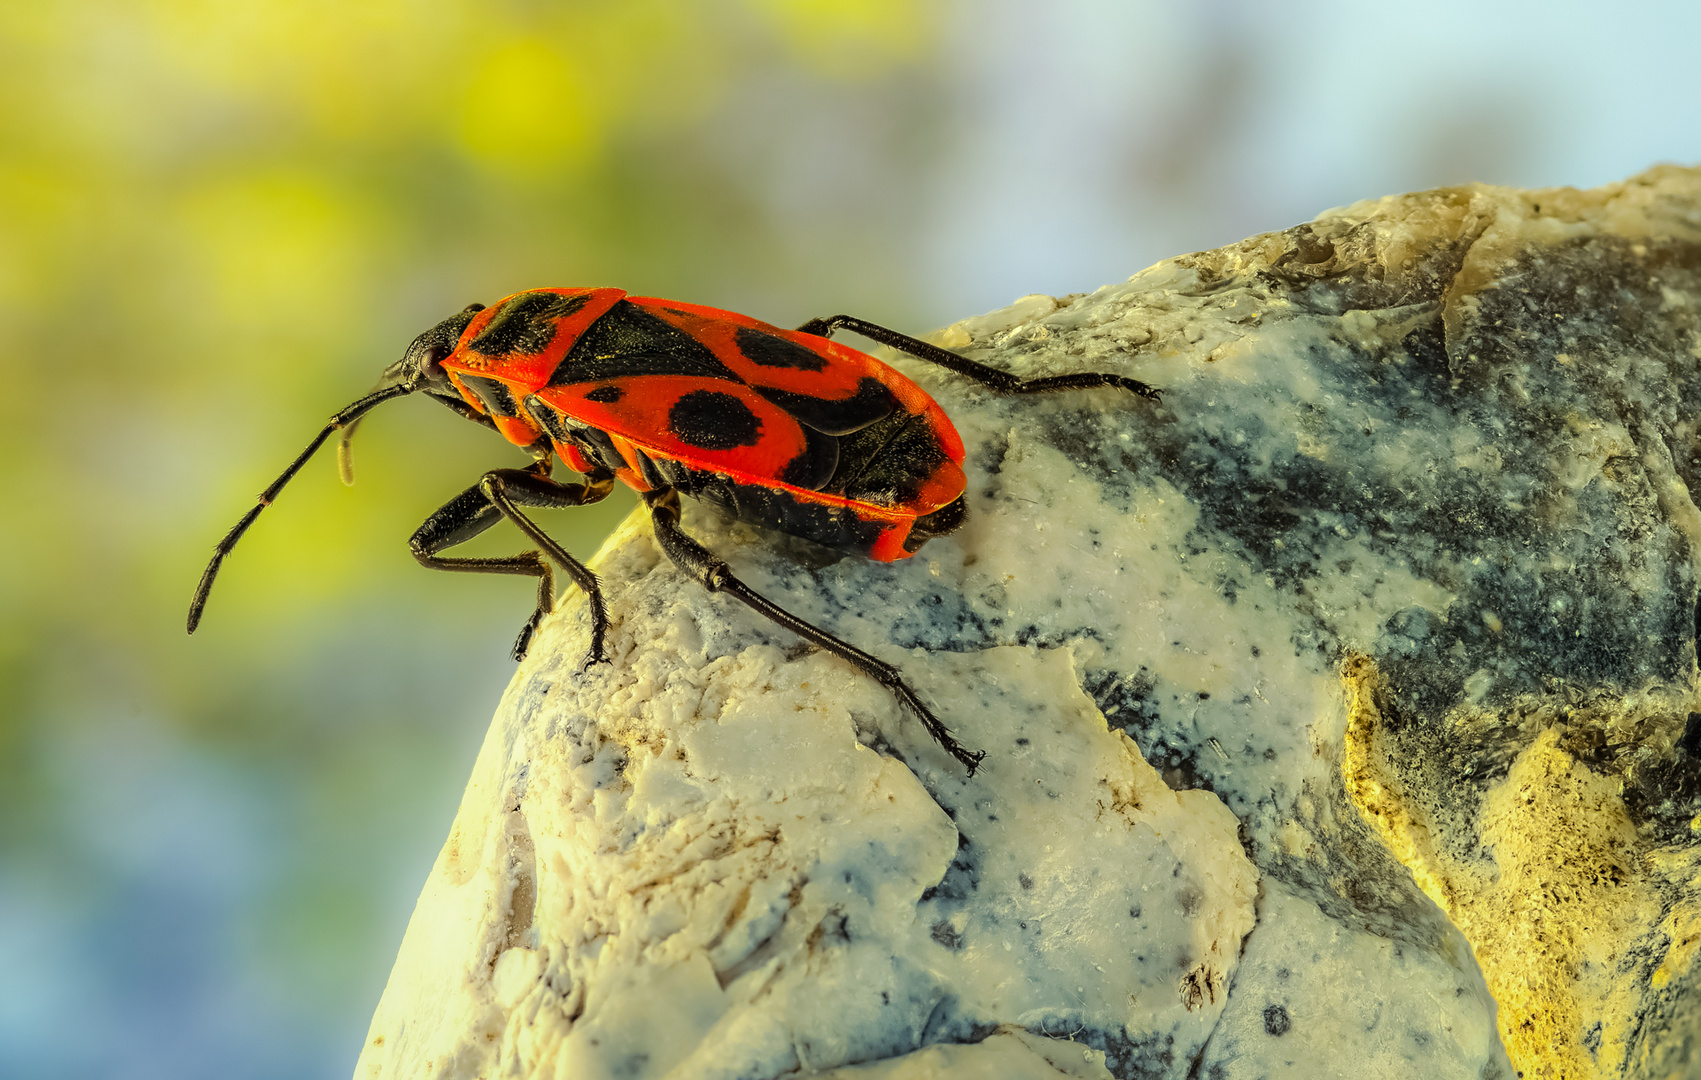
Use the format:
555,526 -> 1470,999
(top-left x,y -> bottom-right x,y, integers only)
1,1 -> 1696,1076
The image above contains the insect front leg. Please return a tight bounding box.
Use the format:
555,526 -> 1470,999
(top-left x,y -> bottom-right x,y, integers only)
411,467 -> 614,662
796,313 -> 1161,401
642,488 -> 984,775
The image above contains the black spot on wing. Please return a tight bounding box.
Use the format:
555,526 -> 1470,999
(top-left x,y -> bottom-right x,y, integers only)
467,292 -> 589,357
583,384 -> 624,403
552,301 -> 742,385
753,376 -> 899,436
735,326 -> 828,371
777,427 -> 840,490
459,374 -> 520,417
668,390 -> 763,450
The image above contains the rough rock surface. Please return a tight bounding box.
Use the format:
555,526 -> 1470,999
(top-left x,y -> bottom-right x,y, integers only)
356,165 -> 1701,1080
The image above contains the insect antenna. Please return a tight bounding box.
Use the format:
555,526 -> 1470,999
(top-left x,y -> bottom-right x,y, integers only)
187,382 -> 415,633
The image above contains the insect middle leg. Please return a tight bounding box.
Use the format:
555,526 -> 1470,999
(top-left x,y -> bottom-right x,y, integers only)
411,466 -> 614,662
795,313 -> 1161,401
642,488 -> 984,775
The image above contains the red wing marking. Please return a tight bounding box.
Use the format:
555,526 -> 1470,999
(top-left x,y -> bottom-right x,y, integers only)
629,296 -> 943,417
630,296 -> 962,466
532,375 -> 812,479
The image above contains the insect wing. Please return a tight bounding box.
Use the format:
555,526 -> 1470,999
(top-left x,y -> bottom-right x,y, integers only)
528,376 -> 828,487
628,297 -> 942,426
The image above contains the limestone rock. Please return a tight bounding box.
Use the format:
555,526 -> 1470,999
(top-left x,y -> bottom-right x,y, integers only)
357,165 -> 1701,1079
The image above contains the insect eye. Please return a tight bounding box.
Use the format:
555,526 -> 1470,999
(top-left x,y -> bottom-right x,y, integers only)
406,305 -> 485,386
400,337 -> 450,389
420,341 -> 451,371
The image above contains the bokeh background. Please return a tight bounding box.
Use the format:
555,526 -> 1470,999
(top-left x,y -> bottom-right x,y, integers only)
1,1 -> 1696,1076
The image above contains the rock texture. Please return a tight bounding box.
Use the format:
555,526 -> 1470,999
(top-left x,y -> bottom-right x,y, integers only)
356,165 -> 1701,1080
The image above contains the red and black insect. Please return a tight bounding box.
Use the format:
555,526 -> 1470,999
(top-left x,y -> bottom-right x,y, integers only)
188,289 -> 1160,774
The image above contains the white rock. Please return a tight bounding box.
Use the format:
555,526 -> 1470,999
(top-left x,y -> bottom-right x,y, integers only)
360,166 -> 1701,1079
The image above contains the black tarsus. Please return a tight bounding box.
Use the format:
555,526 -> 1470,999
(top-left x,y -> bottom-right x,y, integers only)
642,488 -> 985,775
187,383 -> 414,634
409,466 -> 615,661
795,313 -> 1162,401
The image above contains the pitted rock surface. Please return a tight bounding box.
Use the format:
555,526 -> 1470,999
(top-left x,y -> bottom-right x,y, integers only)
358,165 -> 1701,1080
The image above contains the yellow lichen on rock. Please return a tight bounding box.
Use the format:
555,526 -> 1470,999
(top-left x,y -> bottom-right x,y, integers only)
1339,655 -> 1668,1080
1338,654 -> 1461,916
1474,727 -> 1662,1076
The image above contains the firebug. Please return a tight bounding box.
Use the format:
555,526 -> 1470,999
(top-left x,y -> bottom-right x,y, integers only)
188,289 -> 1160,774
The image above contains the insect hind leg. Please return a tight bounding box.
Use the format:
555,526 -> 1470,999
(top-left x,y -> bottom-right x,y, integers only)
643,488 -> 984,775
797,313 -> 1161,401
